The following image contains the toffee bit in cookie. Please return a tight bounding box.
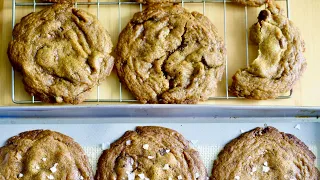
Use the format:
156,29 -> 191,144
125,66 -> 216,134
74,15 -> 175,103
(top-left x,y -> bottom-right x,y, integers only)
143,144 -> 149,150
126,140 -> 132,146
126,171 -> 135,180
250,167 -> 257,175
147,156 -> 154,159
42,157 -> 47,162
262,166 -> 270,173
163,164 -> 170,170
195,172 -> 200,178
263,162 -> 268,166
50,163 -> 58,173
234,176 -> 240,180
138,173 -> 145,179
80,176 -> 84,180
168,177 -> 173,180
178,175 -> 183,180
47,174 -> 55,180
166,149 -> 170,153
35,165 -> 40,170
18,173 -> 23,178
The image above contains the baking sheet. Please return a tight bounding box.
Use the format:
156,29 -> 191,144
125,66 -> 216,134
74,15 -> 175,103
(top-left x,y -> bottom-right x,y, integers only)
0,120 -> 319,174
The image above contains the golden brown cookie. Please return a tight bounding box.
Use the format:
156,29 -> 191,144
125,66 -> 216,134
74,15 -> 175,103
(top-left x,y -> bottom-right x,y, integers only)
41,0 -> 75,3
0,130 -> 93,180
211,126 -> 319,180
135,0 -> 179,4
96,126 -> 208,180
231,0 -> 267,7
8,3 -> 114,104
116,5 -> 225,104
229,2 -> 306,100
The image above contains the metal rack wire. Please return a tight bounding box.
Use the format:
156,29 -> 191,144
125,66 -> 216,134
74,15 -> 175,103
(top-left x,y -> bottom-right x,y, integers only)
11,0 -> 292,104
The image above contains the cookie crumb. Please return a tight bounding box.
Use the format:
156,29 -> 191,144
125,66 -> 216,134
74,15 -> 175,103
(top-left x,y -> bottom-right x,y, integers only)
294,124 -> 301,130
240,129 -> 245,133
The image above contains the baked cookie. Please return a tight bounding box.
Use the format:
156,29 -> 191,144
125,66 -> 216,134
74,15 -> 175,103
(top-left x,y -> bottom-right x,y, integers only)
116,5 -> 225,104
229,2 -> 306,99
41,0 -> 75,3
135,0 -> 179,4
231,0 -> 267,7
96,126 -> 207,180
0,130 -> 93,180
211,126 -> 320,180
8,3 -> 114,104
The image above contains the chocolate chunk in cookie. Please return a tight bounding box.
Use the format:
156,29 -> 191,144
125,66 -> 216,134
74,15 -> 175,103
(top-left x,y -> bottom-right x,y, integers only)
96,126 -> 207,180
229,2 -> 306,99
0,130 -> 93,180
211,126 -> 319,180
116,5 -> 225,104
8,3 -> 114,104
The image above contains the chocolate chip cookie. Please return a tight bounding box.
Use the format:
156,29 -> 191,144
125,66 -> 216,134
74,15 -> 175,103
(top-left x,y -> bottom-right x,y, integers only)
96,126 -> 208,180
211,126 -> 319,180
8,3 -> 114,104
0,130 -> 93,180
116,5 -> 225,104
229,2 -> 306,99
231,0 -> 267,7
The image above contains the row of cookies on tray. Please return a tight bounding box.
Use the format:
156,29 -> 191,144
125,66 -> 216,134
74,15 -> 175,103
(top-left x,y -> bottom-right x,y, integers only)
8,0 -> 306,104
0,126 -> 318,179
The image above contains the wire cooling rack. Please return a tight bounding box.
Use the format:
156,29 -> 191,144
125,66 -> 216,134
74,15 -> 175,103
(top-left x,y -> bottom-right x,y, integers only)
11,0 -> 292,104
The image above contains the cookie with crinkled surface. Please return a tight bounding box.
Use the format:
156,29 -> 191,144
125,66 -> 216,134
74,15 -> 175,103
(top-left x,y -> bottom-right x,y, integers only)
232,0 -> 267,7
116,5 -> 225,104
229,2 -> 306,99
211,126 -> 320,180
41,0 -> 75,3
135,0 -> 179,4
7,3 -> 114,104
96,126 -> 208,180
0,130 -> 93,180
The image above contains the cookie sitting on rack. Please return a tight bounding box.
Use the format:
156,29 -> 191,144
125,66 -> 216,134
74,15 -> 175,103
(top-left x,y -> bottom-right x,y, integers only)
115,4 -> 225,104
231,0 -> 267,7
96,126 -> 208,180
0,130 -> 93,180
211,126 -> 320,180
229,2 -> 306,99
7,3 -> 114,104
